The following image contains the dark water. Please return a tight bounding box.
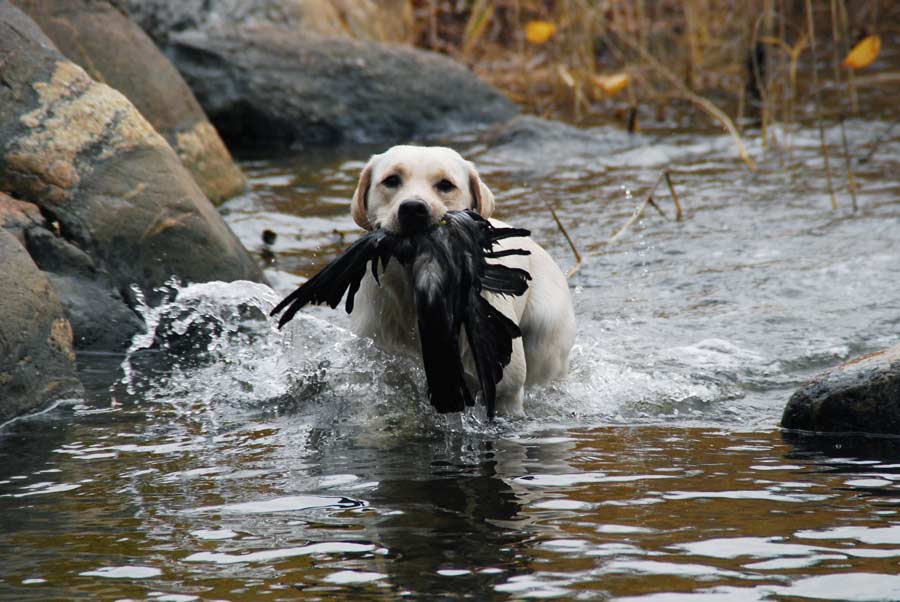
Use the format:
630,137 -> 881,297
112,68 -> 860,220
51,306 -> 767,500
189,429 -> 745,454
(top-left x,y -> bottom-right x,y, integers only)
2,118 -> 900,601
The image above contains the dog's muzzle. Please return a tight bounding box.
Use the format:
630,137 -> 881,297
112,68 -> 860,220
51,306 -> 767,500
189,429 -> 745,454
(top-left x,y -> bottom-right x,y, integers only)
397,199 -> 431,234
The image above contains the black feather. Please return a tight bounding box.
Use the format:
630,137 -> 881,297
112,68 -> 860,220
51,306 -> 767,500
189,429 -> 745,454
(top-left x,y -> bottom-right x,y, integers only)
464,297 -> 522,419
269,210 -> 532,417
269,231 -> 389,328
411,240 -> 472,413
484,248 -> 531,259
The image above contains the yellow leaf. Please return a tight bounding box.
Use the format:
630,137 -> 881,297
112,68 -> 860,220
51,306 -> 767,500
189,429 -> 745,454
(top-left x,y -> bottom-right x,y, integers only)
842,35 -> 881,69
525,20 -> 556,45
593,72 -> 630,96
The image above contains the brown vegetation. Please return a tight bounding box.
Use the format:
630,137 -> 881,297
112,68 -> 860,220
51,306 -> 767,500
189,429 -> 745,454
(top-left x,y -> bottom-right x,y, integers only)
403,0 -> 898,137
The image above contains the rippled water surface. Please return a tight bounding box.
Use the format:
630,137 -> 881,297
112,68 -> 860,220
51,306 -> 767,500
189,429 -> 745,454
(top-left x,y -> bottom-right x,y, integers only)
2,118 -> 900,601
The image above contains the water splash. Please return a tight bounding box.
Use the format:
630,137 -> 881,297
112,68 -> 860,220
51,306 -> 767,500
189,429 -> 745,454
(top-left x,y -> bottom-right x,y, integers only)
118,274 -> 780,441
121,279 -> 283,401
118,280 -> 498,439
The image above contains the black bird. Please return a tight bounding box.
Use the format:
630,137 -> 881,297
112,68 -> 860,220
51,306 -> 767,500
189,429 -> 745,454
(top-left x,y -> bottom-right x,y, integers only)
269,209 -> 532,418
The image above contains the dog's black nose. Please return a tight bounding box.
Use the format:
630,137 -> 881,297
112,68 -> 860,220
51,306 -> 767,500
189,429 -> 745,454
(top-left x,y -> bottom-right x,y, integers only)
398,199 -> 431,233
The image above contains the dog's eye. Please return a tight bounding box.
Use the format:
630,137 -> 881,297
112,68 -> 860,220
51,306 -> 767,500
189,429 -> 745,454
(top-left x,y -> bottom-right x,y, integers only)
382,174 -> 401,188
435,179 -> 456,193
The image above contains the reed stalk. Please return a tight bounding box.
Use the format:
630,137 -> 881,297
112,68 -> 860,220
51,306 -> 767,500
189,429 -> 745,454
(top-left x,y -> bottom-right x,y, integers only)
542,197 -> 584,278
618,32 -> 758,171
829,0 -> 858,210
804,0 -> 838,210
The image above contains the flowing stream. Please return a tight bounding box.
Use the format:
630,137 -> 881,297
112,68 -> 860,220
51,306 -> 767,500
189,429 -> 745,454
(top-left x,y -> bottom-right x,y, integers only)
2,117 -> 900,601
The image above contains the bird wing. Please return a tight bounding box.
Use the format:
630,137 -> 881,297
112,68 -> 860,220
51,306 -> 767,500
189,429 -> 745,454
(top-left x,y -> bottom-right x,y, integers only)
269,231 -> 391,329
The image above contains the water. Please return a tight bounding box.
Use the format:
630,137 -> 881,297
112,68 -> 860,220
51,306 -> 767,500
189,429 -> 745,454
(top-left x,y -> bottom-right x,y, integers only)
2,117 -> 900,601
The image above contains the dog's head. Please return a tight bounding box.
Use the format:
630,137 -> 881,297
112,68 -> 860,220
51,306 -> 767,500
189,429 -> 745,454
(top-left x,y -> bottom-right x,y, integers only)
350,145 -> 495,234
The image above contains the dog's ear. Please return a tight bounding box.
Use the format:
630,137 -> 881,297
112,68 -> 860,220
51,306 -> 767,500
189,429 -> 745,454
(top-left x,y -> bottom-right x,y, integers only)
467,162 -> 495,218
351,158 -> 375,230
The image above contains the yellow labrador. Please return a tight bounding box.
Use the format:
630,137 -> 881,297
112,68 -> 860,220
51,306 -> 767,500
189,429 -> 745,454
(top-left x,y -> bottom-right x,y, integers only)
348,145 -> 575,416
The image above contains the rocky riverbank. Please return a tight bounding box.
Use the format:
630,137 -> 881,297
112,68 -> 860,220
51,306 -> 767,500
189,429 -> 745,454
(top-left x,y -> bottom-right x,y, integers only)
0,2 -> 263,419
0,0 -> 519,422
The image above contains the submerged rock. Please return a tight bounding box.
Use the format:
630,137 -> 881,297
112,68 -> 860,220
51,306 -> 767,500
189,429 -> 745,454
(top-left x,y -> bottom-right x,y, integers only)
11,0 -> 245,204
0,3 -> 265,351
781,345 -> 900,435
0,229 -> 82,424
487,115 -> 605,149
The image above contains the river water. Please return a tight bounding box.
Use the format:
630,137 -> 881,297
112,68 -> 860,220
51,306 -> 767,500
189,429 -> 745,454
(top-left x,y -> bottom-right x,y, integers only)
2,117 -> 900,601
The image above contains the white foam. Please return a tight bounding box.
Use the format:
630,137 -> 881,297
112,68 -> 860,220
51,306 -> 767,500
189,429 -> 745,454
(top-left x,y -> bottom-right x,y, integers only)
184,542 -> 375,564
798,526 -> 900,545
79,566 -> 161,579
602,560 -> 742,578
767,573 -> 900,601
663,490 -> 831,503
189,529 -> 238,540
147,594 -> 199,602
321,570 -> 387,584
513,473 -> 672,487
674,537 -> 827,559
532,499 -> 593,510
743,554 -> 846,570
437,569 -> 471,576
12,483 -> 80,498
189,494 -> 362,514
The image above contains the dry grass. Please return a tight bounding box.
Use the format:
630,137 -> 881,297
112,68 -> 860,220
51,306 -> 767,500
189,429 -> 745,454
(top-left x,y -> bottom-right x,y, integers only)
405,1 -> 896,127
398,0 -> 899,210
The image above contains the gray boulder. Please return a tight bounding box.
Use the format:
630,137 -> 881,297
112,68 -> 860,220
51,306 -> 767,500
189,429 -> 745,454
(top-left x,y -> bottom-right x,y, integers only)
11,0 -> 246,204
782,345 -> 900,435
125,1 -> 516,150
0,2 -> 265,350
2,192 -> 142,350
0,228 -> 82,424
165,24 -> 517,150
124,0 -> 517,150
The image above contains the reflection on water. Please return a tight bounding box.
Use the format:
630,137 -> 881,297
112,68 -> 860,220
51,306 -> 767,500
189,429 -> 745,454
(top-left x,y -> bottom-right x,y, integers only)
7,414 -> 900,601
2,118 -> 900,601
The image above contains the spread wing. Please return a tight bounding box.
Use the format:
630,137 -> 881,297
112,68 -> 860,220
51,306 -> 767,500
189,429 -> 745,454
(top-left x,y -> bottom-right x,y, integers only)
269,231 -> 391,329
478,216 -> 532,296
481,264 -> 531,296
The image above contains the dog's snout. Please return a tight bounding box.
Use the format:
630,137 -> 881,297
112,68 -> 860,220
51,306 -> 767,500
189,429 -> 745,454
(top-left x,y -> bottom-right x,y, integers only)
397,199 -> 431,233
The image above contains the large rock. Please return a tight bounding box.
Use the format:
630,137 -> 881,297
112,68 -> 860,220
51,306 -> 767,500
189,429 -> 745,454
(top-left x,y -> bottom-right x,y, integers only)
1,192 -> 142,350
0,2 -> 265,350
0,228 -> 82,424
11,0 -> 245,204
782,345 -> 900,435
126,0 -> 413,46
162,24 -> 517,150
